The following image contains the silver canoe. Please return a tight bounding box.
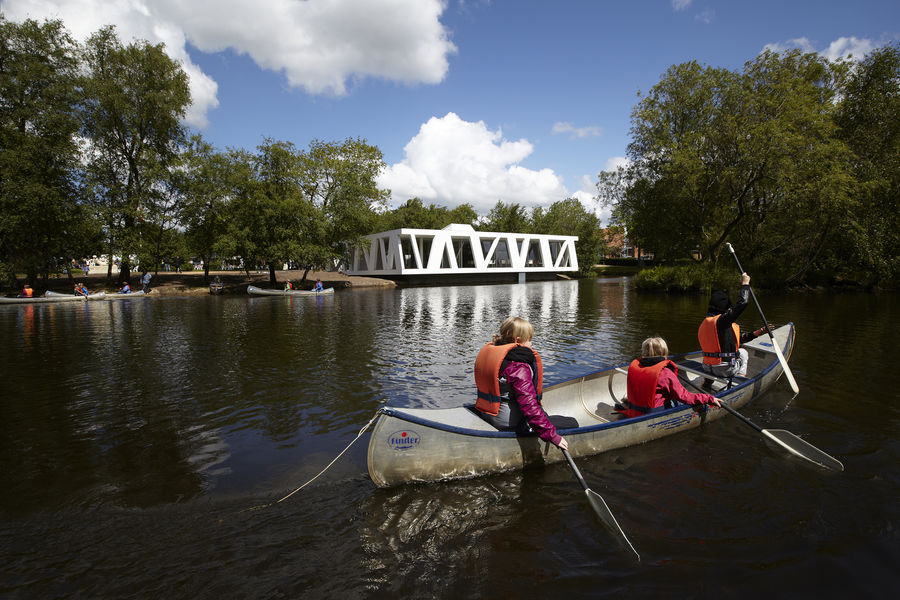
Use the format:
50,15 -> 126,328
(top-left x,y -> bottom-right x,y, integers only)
247,284 -> 335,296
367,323 -> 795,487
47,290 -> 148,300
105,290 -> 148,299
1,291 -> 106,303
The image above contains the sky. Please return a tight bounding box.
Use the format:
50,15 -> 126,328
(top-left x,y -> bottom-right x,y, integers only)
2,0 -> 898,224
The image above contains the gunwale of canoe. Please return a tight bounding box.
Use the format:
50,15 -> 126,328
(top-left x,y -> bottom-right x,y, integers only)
0,292 -> 106,303
367,324 -> 794,487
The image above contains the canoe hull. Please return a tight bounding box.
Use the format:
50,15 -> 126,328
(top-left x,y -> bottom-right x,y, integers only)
1,292 -> 106,303
367,324 -> 794,487
247,285 -> 334,296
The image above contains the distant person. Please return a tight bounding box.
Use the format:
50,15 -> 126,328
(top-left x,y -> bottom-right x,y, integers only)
313,279 -> 324,292
74,282 -> 89,297
474,316 -> 568,451
698,272 -> 769,382
284,281 -> 294,291
118,282 -> 131,294
82,261 -> 90,277
19,284 -> 33,298
174,257 -> 182,273
141,271 -> 152,293
618,337 -> 721,418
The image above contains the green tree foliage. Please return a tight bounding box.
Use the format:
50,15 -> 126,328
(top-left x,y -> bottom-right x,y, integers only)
295,137 -> 387,280
218,140 -> 313,286
599,50 -> 854,283
531,198 -> 601,273
480,201 -> 531,233
376,197 -> 478,230
0,16 -> 90,287
80,26 -> 190,282
834,44 -> 900,285
176,135 -> 233,278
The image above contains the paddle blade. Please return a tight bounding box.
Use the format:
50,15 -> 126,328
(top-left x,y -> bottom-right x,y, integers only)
762,429 -> 844,471
585,489 -> 640,561
770,337 -> 800,394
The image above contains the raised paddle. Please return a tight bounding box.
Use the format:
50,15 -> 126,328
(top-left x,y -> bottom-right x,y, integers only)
724,242 -> 800,395
562,448 -> 640,561
718,403 -> 844,471
676,372 -> 843,471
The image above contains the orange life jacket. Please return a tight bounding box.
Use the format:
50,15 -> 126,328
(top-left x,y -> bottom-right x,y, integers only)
622,358 -> 677,418
474,343 -> 543,416
22,287 -> 33,298
698,315 -> 740,366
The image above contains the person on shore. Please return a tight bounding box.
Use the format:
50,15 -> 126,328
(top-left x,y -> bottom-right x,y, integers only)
474,316 -> 569,451
74,282 -> 89,297
118,282 -> 131,294
141,271 -> 152,293
313,279 -> 324,292
698,273 -> 769,381
618,337 -> 721,418
19,284 -> 33,298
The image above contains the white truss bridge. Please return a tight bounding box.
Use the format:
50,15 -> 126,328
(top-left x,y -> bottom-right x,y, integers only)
346,224 -> 578,282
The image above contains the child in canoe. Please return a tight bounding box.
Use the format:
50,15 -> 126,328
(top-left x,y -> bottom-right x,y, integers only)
474,317 -> 568,451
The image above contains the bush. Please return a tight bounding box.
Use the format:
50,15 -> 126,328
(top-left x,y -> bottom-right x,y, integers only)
635,264 -> 736,293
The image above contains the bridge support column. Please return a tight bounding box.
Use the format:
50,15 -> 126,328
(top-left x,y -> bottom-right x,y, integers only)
518,272 -> 526,284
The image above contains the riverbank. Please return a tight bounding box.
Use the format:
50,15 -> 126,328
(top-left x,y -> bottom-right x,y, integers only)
39,270 -> 397,296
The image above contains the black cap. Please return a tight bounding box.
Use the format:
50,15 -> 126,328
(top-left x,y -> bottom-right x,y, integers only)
708,289 -> 730,314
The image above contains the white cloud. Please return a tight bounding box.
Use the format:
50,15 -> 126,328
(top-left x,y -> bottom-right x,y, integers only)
378,113 -> 570,213
763,36 -> 877,62
1,0 -> 455,127
820,36 -> 877,61
672,0 -> 693,11
603,156 -> 630,172
552,121 -> 602,139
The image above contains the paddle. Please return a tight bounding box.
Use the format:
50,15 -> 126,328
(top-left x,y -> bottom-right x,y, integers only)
718,403 -> 844,471
724,242 -> 799,395
676,372 -> 843,471
562,449 -> 640,561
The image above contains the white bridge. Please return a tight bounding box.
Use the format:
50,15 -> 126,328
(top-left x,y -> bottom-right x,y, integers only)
346,224 -> 578,282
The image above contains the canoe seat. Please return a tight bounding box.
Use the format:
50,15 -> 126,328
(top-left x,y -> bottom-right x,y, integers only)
677,359 -> 748,391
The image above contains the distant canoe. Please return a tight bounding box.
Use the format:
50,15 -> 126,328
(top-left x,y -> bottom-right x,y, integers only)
0,291 -> 106,304
247,285 -> 334,296
367,324 -> 795,487
107,290 -> 148,299
209,282 -> 225,295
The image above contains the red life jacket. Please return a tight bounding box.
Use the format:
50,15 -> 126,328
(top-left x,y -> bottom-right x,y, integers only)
698,315 -> 741,366
622,358 -> 677,418
474,343 -> 543,416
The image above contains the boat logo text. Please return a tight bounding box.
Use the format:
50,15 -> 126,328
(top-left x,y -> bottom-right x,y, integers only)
388,430 -> 421,451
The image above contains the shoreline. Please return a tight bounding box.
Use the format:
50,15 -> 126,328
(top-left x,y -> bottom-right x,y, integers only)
33,270 -> 397,296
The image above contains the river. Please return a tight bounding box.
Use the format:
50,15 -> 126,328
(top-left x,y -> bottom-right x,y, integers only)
1,278 -> 897,598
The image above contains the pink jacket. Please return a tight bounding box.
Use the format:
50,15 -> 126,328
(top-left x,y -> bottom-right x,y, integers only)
654,367 -> 716,408
501,362 -> 562,446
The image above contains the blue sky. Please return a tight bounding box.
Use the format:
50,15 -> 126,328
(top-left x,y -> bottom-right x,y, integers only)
3,0 -> 898,222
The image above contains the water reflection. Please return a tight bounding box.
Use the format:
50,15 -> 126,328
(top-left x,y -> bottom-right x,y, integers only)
1,280 -> 897,597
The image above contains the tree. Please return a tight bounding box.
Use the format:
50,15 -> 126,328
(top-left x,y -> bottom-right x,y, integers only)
296,137 -> 387,280
220,139 -> 315,286
0,17 -> 87,288
178,135 -> 234,278
600,51 -> 854,281
80,26 -> 190,282
376,197 -> 478,231
834,44 -> 900,286
480,201 -> 531,233
532,198 -> 601,273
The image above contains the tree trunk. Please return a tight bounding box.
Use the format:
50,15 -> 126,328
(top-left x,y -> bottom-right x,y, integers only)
268,262 -> 277,287
301,267 -> 311,285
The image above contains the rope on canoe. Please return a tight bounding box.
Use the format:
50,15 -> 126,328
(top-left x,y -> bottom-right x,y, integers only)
243,408 -> 383,512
